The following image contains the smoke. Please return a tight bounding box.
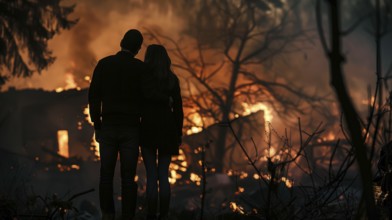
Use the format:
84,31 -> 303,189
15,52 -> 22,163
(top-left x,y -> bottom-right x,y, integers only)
3,0 -> 391,121
4,0 -> 188,90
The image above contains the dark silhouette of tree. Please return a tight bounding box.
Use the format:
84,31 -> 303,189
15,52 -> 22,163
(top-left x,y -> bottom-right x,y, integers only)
0,0 -> 76,87
315,0 -> 392,218
148,0 -> 325,172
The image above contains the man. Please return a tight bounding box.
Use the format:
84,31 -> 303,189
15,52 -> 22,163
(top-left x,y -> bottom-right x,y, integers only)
89,29 -> 167,220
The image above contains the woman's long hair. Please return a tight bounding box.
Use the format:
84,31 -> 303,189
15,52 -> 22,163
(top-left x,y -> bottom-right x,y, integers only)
144,44 -> 175,89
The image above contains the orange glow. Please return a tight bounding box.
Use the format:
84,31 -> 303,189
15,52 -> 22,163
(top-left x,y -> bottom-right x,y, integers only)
281,177 -> 294,188
65,73 -> 77,90
242,102 -> 273,133
190,173 -> 201,186
186,112 -> 203,135
83,105 -> 100,159
71,164 -> 80,170
230,202 -> 245,214
168,149 -> 187,184
57,130 -> 69,158
54,72 -> 79,93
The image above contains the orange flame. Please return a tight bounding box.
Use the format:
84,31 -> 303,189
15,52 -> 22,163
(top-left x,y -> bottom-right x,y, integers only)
57,130 -> 69,158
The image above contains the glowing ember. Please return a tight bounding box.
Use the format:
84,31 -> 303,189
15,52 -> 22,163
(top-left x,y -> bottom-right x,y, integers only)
168,149 -> 188,184
280,177 -> 294,188
186,112 -> 203,135
55,87 -> 64,93
71,164 -> 80,170
239,171 -> 248,179
324,132 -> 335,141
57,130 -> 69,158
229,202 -> 245,214
190,173 -> 201,186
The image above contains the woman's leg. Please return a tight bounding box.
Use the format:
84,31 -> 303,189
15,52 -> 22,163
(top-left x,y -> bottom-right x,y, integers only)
141,147 -> 159,218
157,152 -> 171,217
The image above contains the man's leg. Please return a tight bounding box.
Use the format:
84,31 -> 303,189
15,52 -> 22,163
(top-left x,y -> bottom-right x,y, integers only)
141,147 -> 159,219
119,128 -> 140,219
99,136 -> 118,218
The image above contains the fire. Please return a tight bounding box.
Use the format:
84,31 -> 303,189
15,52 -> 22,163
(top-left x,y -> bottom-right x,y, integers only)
280,177 -> 294,188
65,73 -> 77,90
91,133 -> 100,159
230,202 -> 245,214
83,106 -> 94,126
57,130 -> 69,158
186,112 -> 203,135
57,164 -> 80,172
168,149 -> 188,184
190,173 -> 201,186
83,105 -> 100,159
55,72 -> 80,93
242,102 -> 273,130
323,132 -> 336,141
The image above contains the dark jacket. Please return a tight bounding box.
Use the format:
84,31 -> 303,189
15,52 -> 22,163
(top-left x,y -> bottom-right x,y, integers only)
88,51 -> 168,128
140,73 -> 183,155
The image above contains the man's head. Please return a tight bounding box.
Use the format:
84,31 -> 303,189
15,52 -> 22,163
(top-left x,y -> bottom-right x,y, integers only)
120,29 -> 143,55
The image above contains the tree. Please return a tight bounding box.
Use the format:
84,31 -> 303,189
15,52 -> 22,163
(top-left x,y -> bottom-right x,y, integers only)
148,0 -> 325,172
316,0 -> 392,218
0,0 -> 76,87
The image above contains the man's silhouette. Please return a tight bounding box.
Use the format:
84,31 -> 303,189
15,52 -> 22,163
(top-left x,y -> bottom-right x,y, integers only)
88,29 -> 159,220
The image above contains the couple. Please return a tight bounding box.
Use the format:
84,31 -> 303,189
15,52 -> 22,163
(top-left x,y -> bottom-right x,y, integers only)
88,29 -> 183,220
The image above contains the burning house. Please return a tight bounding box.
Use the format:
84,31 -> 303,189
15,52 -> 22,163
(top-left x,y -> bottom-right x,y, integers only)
0,88 -> 96,163
0,87 -> 268,216
0,87 -> 266,172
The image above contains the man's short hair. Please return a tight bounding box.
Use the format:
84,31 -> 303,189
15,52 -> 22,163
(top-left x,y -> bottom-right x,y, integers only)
120,29 -> 143,53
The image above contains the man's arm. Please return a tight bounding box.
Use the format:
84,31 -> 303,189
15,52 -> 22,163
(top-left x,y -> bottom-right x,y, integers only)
88,61 -> 103,129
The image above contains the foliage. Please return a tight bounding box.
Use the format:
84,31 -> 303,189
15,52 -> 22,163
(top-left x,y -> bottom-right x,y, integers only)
0,0 -> 76,85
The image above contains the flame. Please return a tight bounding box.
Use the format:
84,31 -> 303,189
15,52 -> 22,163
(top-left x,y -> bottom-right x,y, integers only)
242,102 -> 273,123
65,73 -> 77,90
57,130 -> 69,158
230,202 -> 245,214
168,149 -> 188,184
186,112 -> 203,135
91,133 -> 100,159
323,132 -> 336,141
83,105 -> 100,159
190,173 -> 201,186
55,73 -> 79,93
280,177 -> 294,188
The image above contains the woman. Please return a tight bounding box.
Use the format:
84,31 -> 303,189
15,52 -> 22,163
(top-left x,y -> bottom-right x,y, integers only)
141,44 -> 183,220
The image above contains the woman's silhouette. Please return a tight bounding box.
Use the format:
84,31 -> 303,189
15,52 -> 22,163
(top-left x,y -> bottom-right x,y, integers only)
141,44 -> 183,220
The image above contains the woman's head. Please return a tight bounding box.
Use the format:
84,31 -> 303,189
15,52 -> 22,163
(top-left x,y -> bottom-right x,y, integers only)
145,44 -> 172,79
